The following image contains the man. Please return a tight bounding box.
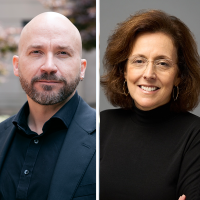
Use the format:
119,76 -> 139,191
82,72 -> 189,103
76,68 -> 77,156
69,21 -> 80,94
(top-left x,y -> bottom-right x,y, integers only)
0,12 -> 96,200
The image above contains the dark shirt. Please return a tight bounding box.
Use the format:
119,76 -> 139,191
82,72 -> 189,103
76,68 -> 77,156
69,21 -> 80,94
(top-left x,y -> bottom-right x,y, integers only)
100,103 -> 200,200
0,92 -> 79,200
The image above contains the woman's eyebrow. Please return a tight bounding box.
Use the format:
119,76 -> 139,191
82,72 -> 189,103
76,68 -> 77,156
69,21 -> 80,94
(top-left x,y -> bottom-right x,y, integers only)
129,54 -> 171,60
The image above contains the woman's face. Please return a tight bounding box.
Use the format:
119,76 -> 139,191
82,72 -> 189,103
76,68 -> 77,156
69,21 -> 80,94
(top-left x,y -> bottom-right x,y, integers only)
124,32 -> 180,111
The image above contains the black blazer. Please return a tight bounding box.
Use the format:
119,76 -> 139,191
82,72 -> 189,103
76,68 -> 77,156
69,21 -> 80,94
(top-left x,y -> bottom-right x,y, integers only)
0,97 -> 96,200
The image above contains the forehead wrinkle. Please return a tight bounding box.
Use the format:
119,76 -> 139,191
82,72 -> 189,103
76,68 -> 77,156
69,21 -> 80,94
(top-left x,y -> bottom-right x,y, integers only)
26,44 -> 44,51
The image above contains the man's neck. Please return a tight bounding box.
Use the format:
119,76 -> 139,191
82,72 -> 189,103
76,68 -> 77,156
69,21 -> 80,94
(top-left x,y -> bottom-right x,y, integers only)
27,92 -> 75,135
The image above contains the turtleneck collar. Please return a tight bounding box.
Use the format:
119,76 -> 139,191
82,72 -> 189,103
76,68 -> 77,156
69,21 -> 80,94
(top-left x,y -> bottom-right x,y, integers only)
131,101 -> 173,125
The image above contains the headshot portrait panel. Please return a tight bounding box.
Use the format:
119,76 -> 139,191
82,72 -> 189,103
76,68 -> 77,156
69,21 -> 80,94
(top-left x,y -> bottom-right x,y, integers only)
100,0 -> 200,116
0,1 -> 96,199
100,0 -> 200,200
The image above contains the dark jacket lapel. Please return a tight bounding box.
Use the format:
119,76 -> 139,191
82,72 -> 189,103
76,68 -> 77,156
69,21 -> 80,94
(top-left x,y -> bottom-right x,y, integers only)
47,97 -> 96,200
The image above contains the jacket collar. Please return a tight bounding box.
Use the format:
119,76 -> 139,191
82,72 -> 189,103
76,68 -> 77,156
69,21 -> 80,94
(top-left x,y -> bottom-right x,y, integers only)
12,91 -> 80,131
73,97 -> 96,134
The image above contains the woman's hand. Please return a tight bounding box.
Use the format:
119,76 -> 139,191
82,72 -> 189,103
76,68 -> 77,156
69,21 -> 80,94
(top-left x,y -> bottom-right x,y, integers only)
178,194 -> 186,200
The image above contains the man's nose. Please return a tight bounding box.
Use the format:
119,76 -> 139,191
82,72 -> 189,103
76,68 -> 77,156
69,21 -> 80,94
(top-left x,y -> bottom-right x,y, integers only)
143,61 -> 156,80
40,54 -> 57,74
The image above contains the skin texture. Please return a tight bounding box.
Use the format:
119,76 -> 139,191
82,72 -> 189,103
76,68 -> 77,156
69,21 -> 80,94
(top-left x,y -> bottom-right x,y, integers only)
179,195 -> 186,200
124,32 -> 180,111
12,12 -> 87,134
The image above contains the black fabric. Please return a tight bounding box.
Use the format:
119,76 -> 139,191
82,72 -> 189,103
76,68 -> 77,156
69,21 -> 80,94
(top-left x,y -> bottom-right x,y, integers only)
0,92 -> 79,200
100,104 -> 200,200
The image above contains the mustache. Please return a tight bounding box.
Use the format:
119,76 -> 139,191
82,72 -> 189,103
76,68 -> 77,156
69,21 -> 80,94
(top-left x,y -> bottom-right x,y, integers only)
31,73 -> 67,84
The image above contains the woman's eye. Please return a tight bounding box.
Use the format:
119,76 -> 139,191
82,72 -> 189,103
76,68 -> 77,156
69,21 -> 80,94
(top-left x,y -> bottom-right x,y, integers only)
134,58 -> 145,64
135,59 -> 143,63
157,61 -> 169,67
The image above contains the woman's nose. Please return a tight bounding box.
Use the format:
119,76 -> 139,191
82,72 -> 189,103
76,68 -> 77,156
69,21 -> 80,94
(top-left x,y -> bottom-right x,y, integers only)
143,61 -> 156,80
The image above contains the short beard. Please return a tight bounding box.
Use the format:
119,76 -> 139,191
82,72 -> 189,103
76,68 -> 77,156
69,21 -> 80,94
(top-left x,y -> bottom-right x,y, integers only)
19,72 -> 80,105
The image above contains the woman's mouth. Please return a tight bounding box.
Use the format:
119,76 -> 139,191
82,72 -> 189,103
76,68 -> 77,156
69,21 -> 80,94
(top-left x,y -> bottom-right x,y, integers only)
139,85 -> 160,92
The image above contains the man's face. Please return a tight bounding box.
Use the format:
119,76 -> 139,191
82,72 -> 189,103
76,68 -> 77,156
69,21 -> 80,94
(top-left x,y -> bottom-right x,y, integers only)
13,14 -> 86,105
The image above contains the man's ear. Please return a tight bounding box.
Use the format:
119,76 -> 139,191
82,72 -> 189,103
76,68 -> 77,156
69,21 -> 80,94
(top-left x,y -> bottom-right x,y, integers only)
13,55 -> 19,77
80,59 -> 87,80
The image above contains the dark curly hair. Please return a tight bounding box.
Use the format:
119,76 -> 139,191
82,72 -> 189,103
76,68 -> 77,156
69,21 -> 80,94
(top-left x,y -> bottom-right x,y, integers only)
100,9 -> 200,112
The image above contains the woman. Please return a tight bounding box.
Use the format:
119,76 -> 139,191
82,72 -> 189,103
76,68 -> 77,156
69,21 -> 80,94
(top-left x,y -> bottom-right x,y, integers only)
100,10 -> 200,200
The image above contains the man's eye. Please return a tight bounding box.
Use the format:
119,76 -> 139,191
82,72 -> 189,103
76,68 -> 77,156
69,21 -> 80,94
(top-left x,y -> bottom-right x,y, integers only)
58,51 -> 70,56
31,50 -> 41,54
60,51 -> 70,55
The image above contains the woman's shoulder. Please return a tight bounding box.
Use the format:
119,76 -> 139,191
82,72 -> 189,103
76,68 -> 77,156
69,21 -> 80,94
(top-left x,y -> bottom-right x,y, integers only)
173,111 -> 200,131
101,108 -> 131,114
100,108 -> 131,127
100,108 -> 131,119
175,111 -> 200,122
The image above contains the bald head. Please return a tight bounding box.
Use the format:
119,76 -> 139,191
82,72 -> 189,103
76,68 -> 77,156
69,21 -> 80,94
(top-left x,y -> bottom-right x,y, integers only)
18,12 -> 82,56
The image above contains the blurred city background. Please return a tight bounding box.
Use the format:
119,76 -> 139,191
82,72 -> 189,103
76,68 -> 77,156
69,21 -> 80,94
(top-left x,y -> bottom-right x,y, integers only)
0,0 -> 96,121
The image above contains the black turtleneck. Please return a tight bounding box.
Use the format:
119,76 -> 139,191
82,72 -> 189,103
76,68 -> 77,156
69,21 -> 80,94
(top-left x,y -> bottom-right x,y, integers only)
100,104 -> 200,200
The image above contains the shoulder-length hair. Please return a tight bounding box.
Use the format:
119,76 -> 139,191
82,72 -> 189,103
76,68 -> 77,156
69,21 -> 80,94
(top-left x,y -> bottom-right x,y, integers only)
100,9 -> 200,112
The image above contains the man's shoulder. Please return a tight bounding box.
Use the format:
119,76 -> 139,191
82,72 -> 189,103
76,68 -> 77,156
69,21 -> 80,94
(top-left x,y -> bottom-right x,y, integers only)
0,115 -> 16,131
73,97 -> 96,134
77,97 -> 96,117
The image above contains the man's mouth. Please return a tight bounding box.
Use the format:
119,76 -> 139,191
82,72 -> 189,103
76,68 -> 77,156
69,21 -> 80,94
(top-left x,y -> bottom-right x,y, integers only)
139,85 -> 160,92
37,80 -> 60,83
